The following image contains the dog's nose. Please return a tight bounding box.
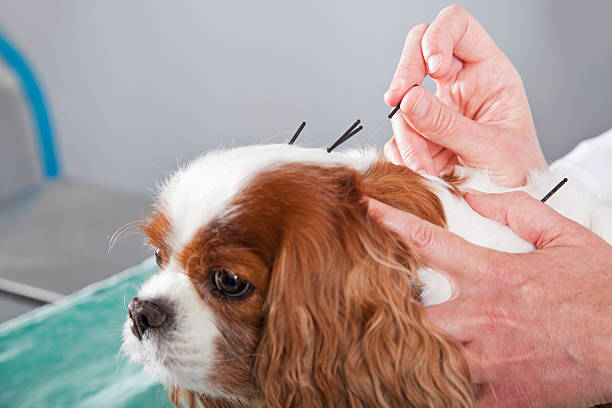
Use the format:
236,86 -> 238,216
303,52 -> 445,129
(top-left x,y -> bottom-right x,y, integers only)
128,297 -> 169,340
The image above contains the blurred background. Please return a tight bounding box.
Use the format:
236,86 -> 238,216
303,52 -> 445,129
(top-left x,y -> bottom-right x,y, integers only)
1,0 -> 611,322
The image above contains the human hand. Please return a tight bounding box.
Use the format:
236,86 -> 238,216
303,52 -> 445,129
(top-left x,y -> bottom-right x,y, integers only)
384,5 -> 547,187
367,192 -> 612,407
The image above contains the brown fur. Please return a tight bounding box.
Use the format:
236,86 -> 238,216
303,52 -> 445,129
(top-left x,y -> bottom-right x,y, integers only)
442,169 -> 467,197
146,159 -> 473,407
141,211 -> 171,267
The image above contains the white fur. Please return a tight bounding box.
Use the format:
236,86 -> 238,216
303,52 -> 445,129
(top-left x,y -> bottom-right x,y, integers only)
123,143 -> 612,393
159,144 -> 376,253
419,164 -> 612,305
123,144 -> 377,395
121,259 -> 222,395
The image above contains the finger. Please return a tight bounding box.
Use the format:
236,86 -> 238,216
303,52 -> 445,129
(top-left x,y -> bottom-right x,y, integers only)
473,381 -> 498,407
445,55 -> 465,80
384,24 -> 428,107
427,140 -> 444,158
462,349 -> 488,387
432,148 -> 458,174
425,301 -> 472,342
421,5 -> 499,78
366,197 -> 496,281
399,85 -> 487,154
390,114 -> 437,175
384,137 -> 402,165
464,190 -> 589,249
425,303 -> 489,385
384,126 -> 441,174
474,381 -> 528,408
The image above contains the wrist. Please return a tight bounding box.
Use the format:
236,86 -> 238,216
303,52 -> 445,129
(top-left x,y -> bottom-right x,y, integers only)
586,339 -> 612,404
581,257 -> 612,403
594,306 -> 612,402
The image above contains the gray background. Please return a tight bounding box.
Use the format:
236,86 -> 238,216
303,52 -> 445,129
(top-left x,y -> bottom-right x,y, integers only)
0,1 -> 611,321
0,0 -> 610,193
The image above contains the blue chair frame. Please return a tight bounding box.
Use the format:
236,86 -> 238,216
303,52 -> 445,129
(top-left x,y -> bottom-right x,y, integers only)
0,32 -> 60,179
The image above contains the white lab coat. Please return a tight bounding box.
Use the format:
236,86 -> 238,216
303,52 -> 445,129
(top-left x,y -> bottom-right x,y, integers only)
552,128 -> 612,204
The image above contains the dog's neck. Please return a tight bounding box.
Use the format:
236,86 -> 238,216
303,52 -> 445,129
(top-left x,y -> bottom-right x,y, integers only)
360,161 -> 534,306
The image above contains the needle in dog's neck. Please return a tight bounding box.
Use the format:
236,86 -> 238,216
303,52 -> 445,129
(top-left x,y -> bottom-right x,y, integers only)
541,178 -> 568,202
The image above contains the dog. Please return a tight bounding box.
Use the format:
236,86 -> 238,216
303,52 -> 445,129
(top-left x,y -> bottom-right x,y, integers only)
122,143 -> 612,407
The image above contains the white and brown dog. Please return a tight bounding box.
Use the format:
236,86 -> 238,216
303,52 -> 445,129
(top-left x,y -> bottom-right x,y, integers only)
122,143 -> 612,407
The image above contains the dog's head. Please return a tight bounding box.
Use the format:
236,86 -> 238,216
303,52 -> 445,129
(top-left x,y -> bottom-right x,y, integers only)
122,144 -> 472,407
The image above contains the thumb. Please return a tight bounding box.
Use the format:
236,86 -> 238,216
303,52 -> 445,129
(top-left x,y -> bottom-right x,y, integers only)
465,190 -> 588,249
366,197 -> 494,283
399,86 -> 486,156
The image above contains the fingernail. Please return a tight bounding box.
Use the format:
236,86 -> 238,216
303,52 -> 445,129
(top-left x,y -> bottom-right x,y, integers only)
411,92 -> 429,118
427,54 -> 442,74
385,80 -> 403,97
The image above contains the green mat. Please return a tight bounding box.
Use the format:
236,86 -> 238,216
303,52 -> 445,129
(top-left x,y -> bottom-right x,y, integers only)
0,258 -> 173,408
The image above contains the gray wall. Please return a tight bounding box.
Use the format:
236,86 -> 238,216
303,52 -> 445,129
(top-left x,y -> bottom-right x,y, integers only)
0,61 -> 39,204
0,0 -> 610,193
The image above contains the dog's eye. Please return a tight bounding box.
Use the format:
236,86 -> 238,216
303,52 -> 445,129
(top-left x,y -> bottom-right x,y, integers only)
154,248 -> 163,267
213,268 -> 251,298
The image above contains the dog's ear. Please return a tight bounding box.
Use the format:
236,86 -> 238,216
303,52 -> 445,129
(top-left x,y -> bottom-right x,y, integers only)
253,166 -> 473,407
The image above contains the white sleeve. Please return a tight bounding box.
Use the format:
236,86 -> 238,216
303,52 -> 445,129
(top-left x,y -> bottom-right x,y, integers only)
550,128 -> 612,204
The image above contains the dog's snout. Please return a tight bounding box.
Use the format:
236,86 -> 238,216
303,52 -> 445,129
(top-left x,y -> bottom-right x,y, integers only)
128,296 -> 171,340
